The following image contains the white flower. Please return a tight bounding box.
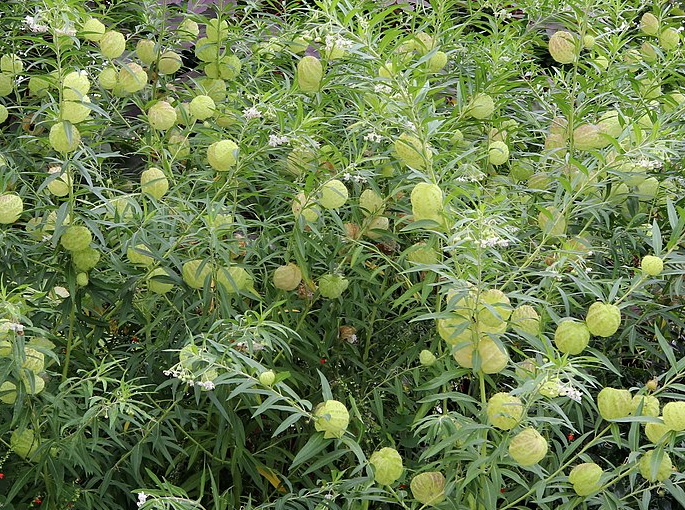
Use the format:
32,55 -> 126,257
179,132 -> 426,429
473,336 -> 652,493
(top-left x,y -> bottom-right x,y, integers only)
268,134 -> 289,147
24,16 -> 49,33
242,106 -> 261,120
137,492 -> 148,508
373,84 -> 391,94
364,131 -> 383,143
8,322 -> 24,333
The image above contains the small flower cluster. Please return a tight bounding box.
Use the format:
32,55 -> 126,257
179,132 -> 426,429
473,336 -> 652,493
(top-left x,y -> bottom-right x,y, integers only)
341,172 -> 367,184
24,16 -> 48,33
559,384 -> 583,403
373,83 -> 392,94
137,492 -> 148,508
8,322 -> 24,333
324,35 -> 353,52
163,367 -> 216,390
363,131 -> 383,143
475,236 -> 510,249
242,106 -> 261,120
636,158 -> 663,170
268,134 -> 290,147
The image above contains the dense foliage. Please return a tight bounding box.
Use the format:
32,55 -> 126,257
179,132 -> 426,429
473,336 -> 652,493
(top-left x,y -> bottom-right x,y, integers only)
1,0 -> 684,509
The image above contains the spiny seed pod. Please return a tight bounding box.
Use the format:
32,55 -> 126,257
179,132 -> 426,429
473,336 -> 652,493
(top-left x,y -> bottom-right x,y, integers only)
148,101 -> 177,130
28,75 -> 54,97
72,247 -> 100,272
61,96 -> 91,124
318,274 -> 349,299
639,450 -> 672,482
538,379 -> 562,398
22,373 -> 45,394
636,177 -> 659,202
158,51 -> 182,74
640,13 -> 660,36
438,317 -> 472,346
645,421 -> 671,444
0,74 -> 14,97
22,347 -> 44,372
659,28 -> 680,51
297,55 -> 323,93
419,350 -> 436,366
465,93 -> 495,119
292,193 -> 320,222
413,32 -> 435,55
0,193 -> 23,224
597,387 -> 632,420
630,395 -> 660,417
478,336 -> 508,374
548,31 -> 578,64
11,429 -> 39,460
0,104 -> 7,123
554,319 -> 590,355
641,255 -> 663,276
216,266 -> 251,293
136,39 -> 157,65
127,244 -> 154,266
141,167 -> 169,200
477,289 -> 512,332
411,182 -> 443,220
62,71 -> 90,97
510,305 -> 540,335
194,37 -> 218,62
314,400 -> 349,438
148,267 -> 174,294
46,167 -> 73,198
258,370 -> 276,386
515,358 -> 538,379
427,51 -> 448,72
207,139 -> 239,171
359,189 -> 385,216
509,428 -> 548,466
395,133 -> 432,170
538,206 -> 566,237
178,19 -> 200,41
585,302 -> 621,337
273,263 -> 302,291
0,381 -> 17,404
49,121 -> 81,153
99,30 -> 126,59
182,260 -> 212,289
369,447 -> 403,485
0,54 -> 23,75
573,123 -> 607,150
487,392 -> 524,430
569,463 -> 603,496
60,225 -> 92,252
118,63 -> 147,93
98,67 -> 118,89
189,94 -> 216,120
81,18 -> 106,41
206,54 -> 242,80
488,141 -> 510,165
168,131 -> 191,160
76,272 -> 89,286
662,401 -> 685,431
407,242 -> 440,265
410,472 -> 446,506
597,110 -> 622,138
582,34 -> 595,49
206,18 -> 229,43
319,179 -> 348,209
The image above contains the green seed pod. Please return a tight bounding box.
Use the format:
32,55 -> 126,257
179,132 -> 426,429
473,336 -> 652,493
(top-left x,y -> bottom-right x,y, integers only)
0,193 -> 23,224
488,141 -> 510,165
477,336 -> 509,374
395,133 -> 432,170
359,189 -> 385,216
636,177 -> 659,202
548,31 -> 577,64
148,267 -> 174,294
148,101 -> 177,130
597,387 -> 632,420
487,392 -> 524,430
273,263 -> 302,291
292,193 -> 320,222
437,317 -> 472,346
427,51 -> 448,72
582,34 -> 595,49
318,274 -> 349,299
419,350 -> 436,367
194,37 -> 218,62
178,19 -> 199,41
62,70 -> 90,97
60,225 -> 92,252
207,139 -> 238,171
158,51 -> 182,74
630,395 -> 660,417
573,123 -> 607,150
554,319 -> 590,355
659,28 -> 680,51
136,39 -> 157,65
662,401 -> 685,431
168,131 -> 191,160
98,67 -> 118,89
76,272 -> 89,286
509,428 -> 548,466
61,96 -> 92,124
297,55 -> 323,93
72,247 -> 100,272
406,242 -> 440,265
0,54 -> 23,75
319,179 -> 348,209
640,13 -> 660,36
182,260 -> 212,289
99,30 -> 126,59
49,121 -> 81,153
127,244 -> 154,266
206,18 -> 229,43
0,381 -> 17,404
11,429 -> 39,460
538,206 -> 566,237
639,450 -> 672,482
645,421 -> 671,444
641,255 -> 664,276
465,93 -> 495,119
413,32 -> 435,55
410,472 -> 446,506
476,289 -> 512,332
314,399 -> 349,438
510,305 -> 540,335
370,447 -> 403,485
258,370 -> 276,386
569,463 -> 603,496
0,104 -> 8,123
216,266 -> 251,293
80,18 -> 106,41
0,74 -> 13,96
411,182 -> 443,221
585,302 -> 621,337
538,379 -> 562,398
597,110 -> 622,138
118,62 -> 147,93
141,167 -> 169,200
22,347 -> 44,373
